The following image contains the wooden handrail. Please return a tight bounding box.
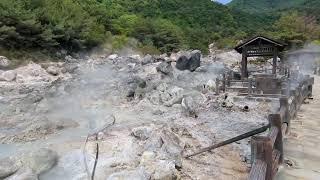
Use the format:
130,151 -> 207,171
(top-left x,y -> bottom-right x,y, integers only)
249,76 -> 314,180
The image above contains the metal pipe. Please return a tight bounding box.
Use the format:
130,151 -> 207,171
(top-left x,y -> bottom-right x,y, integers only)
184,124 -> 270,158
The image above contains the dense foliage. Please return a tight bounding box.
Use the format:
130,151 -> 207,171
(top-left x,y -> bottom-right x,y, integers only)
0,0 -> 319,56
229,0 -> 306,14
230,0 -> 320,46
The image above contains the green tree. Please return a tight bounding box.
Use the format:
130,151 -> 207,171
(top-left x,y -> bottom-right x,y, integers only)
271,11 -> 320,45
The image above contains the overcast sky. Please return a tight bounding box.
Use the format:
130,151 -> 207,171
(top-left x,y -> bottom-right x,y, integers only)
216,0 -> 232,4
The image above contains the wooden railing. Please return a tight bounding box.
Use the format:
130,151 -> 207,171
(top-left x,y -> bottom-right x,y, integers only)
248,76 -> 314,180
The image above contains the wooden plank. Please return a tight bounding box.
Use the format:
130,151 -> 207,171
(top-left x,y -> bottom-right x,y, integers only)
268,127 -> 279,147
248,160 -> 267,180
272,149 -> 281,176
264,138 -> 273,180
269,114 -> 284,164
280,97 -> 289,129
281,123 -> 287,137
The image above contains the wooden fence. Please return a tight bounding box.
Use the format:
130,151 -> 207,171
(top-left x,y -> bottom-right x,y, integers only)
248,76 -> 314,180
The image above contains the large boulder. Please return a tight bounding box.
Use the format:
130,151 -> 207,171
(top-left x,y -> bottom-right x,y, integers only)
15,62 -> 56,83
175,55 -> 189,71
189,50 -> 201,71
0,70 -> 17,82
0,56 -> 11,68
125,76 -> 147,98
175,50 -> 201,72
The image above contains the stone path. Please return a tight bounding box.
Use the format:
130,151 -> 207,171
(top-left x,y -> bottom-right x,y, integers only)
277,76 -> 320,180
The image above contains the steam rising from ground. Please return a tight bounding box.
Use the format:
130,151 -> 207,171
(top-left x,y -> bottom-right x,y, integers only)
287,44 -> 320,75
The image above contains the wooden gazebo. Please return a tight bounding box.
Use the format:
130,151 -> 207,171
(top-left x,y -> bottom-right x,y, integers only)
235,36 -> 286,79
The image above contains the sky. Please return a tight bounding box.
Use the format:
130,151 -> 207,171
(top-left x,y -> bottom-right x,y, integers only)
216,0 -> 232,4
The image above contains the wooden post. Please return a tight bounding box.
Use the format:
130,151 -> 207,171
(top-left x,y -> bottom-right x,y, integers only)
269,114 -> 284,164
248,77 -> 253,96
272,47 -> 278,75
251,136 -> 273,180
241,46 -> 248,79
287,78 -> 291,96
280,97 -> 289,130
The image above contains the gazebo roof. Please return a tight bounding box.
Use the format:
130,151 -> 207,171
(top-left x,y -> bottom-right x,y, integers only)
235,36 -> 286,54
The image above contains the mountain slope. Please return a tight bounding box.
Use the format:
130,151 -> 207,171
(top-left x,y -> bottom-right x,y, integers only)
229,0 -> 306,14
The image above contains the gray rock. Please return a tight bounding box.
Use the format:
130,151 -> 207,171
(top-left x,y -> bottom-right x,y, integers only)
175,55 -> 189,71
64,55 -> 77,63
189,50 -> 201,71
126,76 -> 147,98
195,66 -> 207,72
0,70 -> 17,82
46,66 -> 59,76
0,56 -> 11,68
206,80 -> 216,91
156,62 -> 173,76
108,54 -> 119,60
153,161 -> 178,180
139,152 -> 178,180
148,92 -> 161,105
161,87 -> 184,107
141,54 -> 153,65
39,150 -> 92,180
144,133 -> 164,152
107,167 -> 150,180
160,130 -> 184,168
181,96 -> 198,118
61,63 -> 78,73
4,168 -> 38,180
175,50 -> 201,72
132,126 -> 153,141
140,151 -> 156,166
0,158 -> 20,179
22,148 -> 58,175
157,83 -> 168,92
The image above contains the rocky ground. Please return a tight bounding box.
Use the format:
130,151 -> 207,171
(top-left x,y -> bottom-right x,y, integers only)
0,50 -> 276,180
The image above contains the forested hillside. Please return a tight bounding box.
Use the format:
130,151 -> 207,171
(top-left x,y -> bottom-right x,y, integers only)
0,0 -> 319,57
229,0 -> 320,46
229,0 -> 306,13
0,0 -> 245,54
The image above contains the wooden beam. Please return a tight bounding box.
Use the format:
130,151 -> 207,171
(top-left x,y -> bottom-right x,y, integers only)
242,46 -> 248,79
273,47 -> 278,74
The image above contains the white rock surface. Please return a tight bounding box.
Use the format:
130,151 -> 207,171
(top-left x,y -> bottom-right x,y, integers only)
0,157 -> 20,179
0,70 -> 16,82
21,148 -> 58,175
0,56 -> 11,68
